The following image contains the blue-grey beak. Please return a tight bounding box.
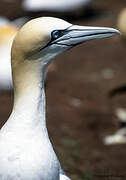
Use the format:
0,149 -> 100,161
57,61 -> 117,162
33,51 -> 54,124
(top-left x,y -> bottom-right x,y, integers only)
53,25 -> 120,47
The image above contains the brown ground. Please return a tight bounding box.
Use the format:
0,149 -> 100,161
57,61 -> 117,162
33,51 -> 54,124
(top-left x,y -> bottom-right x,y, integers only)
0,0 -> 126,179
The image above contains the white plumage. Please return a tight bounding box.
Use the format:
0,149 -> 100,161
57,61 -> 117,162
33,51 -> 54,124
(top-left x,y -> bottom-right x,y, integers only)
0,17 -> 119,179
22,0 -> 92,12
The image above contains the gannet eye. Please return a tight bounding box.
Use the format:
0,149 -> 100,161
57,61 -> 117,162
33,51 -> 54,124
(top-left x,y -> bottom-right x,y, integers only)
51,30 -> 61,40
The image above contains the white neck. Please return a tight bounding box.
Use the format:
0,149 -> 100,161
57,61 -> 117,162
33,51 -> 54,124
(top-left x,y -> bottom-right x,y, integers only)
2,63 -> 48,137
0,61 -> 60,179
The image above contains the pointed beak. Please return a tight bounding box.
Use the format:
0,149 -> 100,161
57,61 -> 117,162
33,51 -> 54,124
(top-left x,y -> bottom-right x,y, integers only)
54,25 -> 120,47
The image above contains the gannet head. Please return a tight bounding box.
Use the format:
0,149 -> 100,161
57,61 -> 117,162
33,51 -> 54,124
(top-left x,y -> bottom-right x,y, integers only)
11,17 -> 120,97
11,17 -> 120,69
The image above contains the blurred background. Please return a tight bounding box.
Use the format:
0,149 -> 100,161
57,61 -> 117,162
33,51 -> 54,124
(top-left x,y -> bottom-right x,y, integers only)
0,0 -> 126,179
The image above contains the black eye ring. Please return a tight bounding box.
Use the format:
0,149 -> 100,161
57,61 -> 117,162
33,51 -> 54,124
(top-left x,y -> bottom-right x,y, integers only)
51,30 -> 61,40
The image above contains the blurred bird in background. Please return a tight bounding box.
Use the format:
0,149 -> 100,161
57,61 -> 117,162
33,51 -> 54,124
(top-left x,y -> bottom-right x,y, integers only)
117,8 -> 126,40
104,106 -> 126,145
0,17 -> 17,90
22,0 -> 92,12
0,16 -> 28,90
104,9 -> 126,145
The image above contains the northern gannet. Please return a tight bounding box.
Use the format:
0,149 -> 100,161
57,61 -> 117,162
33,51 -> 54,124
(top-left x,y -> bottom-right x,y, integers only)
0,17 -> 119,180
0,17 -> 28,90
117,8 -> 126,39
22,0 -> 91,12
0,17 -> 18,90
103,9 -> 126,144
104,108 -> 126,145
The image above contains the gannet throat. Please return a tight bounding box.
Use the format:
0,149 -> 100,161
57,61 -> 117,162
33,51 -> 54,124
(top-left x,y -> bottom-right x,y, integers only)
0,17 -> 119,180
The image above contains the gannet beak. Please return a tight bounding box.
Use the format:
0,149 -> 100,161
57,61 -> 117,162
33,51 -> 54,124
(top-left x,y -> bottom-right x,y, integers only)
52,25 -> 120,47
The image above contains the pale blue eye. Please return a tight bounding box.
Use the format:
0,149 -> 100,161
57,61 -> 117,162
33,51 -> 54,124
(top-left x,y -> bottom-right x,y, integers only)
52,30 -> 60,39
